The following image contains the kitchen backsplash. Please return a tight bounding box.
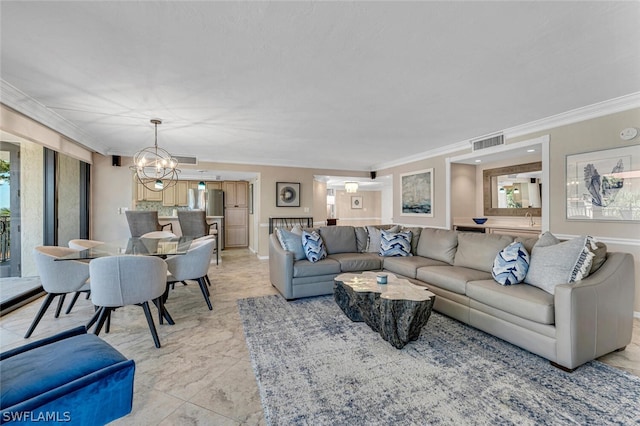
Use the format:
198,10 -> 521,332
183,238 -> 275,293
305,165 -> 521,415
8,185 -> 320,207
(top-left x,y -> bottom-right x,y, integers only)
135,201 -> 190,217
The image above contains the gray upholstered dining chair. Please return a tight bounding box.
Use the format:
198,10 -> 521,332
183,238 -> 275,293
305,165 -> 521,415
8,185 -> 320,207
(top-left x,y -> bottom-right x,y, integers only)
25,246 -> 91,338
177,210 -> 217,238
177,210 -> 218,264
65,239 -> 104,315
125,210 -> 172,237
165,239 -> 215,311
87,255 -> 168,348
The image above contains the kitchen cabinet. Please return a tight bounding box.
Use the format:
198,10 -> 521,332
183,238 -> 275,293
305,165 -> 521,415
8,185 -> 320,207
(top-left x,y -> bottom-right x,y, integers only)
162,180 -> 188,206
206,182 -> 222,190
225,207 -> 248,247
224,181 -> 248,207
224,180 -> 249,247
136,181 -> 163,202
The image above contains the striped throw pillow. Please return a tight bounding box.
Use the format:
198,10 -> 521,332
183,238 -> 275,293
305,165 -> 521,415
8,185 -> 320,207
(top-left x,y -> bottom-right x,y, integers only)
492,242 -> 530,285
379,230 -> 413,257
302,230 -> 327,263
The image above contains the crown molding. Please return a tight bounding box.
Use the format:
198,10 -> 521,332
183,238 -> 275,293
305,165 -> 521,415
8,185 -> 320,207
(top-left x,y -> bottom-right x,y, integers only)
504,92 -> 640,139
374,92 -> 640,171
1,80 -> 108,154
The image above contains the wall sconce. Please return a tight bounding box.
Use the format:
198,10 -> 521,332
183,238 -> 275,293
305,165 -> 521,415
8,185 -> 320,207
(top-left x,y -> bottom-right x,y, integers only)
345,182 -> 359,193
198,181 -> 206,190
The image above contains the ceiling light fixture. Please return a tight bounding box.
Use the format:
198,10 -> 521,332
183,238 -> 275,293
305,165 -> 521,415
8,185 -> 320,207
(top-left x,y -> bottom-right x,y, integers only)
131,119 -> 180,192
345,182 -> 359,193
198,181 -> 206,190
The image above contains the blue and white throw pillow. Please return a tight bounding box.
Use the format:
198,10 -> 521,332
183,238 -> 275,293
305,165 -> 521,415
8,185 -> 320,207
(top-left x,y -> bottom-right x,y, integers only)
302,230 -> 327,263
275,228 -> 306,261
492,242 -> 530,285
379,230 -> 413,257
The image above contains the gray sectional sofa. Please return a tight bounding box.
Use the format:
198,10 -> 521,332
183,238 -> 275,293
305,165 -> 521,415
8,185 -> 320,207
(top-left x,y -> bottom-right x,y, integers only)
269,225 -> 636,370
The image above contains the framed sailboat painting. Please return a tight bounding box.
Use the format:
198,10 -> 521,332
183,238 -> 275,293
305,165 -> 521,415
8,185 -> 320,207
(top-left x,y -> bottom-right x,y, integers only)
400,168 -> 433,217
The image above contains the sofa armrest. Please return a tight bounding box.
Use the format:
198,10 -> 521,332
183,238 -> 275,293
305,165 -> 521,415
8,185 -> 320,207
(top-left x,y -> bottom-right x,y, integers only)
554,252 -> 635,370
269,233 -> 294,299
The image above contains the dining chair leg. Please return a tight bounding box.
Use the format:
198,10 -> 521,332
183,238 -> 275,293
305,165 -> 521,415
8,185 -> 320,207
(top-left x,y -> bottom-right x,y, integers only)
141,301 -> 161,348
86,306 -> 101,330
105,310 -> 111,333
54,294 -> 67,318
24,293 -> 57,338
197,277 -> 212,311
93,307 -> 111,336
65,292 -> 82,315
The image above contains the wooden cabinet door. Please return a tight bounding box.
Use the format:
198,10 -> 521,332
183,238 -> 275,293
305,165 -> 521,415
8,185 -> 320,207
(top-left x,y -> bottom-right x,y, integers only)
162,184 -> 176,206
225,207 -> 248,247
206,182 -> 222,190
175,181 -> 188,206
224,181 -> 237,206
235,181 -> 248,207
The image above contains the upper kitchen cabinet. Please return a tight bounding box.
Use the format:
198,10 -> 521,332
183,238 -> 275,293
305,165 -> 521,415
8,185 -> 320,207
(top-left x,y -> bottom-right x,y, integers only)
206,181 -> 222,191
136,181 -> 163,202
162,180 -> 189,206
224,181 -> 248,207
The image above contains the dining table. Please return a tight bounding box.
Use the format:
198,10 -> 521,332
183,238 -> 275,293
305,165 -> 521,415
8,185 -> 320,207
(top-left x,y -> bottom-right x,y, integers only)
55,236 -> 194,326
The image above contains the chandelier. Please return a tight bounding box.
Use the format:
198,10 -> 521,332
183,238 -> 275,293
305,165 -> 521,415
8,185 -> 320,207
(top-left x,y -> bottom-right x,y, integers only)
131,119 -> 180,192
345,181 -> 359,193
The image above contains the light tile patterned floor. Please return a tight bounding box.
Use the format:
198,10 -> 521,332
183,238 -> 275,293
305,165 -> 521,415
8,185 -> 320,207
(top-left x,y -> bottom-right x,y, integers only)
0,248 -> 638,424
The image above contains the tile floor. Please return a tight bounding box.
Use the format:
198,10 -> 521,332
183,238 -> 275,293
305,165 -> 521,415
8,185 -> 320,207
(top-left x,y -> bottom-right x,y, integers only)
0,248 -> 638,425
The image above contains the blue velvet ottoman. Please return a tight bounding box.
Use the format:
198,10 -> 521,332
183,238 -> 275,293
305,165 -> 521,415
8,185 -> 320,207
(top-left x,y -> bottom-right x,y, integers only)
1,326 -> 135,425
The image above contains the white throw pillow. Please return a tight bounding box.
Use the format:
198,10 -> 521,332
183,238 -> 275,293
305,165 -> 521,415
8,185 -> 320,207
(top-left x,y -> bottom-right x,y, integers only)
524,232 -> 595,294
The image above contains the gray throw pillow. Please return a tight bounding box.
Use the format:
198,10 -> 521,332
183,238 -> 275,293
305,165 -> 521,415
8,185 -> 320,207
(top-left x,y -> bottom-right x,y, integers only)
525,233 -> 595,294
275,228 -> 306,261
354,227 -> 369,253
590,241 -> 607,274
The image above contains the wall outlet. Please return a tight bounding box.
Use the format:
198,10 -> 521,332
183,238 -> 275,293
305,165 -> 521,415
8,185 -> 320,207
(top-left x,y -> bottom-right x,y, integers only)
304,207 -> 309,213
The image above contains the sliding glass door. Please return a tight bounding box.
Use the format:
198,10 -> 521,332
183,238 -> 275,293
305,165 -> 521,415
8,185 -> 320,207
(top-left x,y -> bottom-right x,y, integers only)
0,136 -> 90,313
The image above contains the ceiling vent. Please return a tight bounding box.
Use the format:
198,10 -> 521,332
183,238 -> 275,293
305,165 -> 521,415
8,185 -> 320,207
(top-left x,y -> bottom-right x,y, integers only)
173,155 -> 198,165
471,134 -> 504,152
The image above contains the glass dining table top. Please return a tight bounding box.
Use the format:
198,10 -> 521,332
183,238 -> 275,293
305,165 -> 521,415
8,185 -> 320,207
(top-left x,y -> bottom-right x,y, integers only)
56,237 -> 194,261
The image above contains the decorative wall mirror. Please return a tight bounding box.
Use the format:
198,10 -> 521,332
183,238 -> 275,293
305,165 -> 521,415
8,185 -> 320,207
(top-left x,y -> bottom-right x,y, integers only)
483,161 -> 542,217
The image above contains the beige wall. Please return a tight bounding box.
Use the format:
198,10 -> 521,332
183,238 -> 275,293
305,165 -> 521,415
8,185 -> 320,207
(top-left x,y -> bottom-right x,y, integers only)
451,163 -> 476,219
20,141 -> 43,277
377,107 -> 640,312
57,154 -> 80,246
333,190 -> 382,226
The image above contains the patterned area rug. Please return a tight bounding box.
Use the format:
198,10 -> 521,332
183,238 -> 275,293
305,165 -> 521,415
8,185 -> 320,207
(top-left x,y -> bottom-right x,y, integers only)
238,295 -> 640,425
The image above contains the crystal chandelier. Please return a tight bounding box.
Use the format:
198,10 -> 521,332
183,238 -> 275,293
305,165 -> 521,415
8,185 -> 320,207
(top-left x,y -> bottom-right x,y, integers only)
131,119 -> 180,192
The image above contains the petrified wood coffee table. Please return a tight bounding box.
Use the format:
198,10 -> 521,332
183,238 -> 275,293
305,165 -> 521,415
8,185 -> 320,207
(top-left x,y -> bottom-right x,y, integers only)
334,272 -> 436,349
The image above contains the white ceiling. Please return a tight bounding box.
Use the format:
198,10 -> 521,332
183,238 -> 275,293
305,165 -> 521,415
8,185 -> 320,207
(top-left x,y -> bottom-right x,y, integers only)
1,1 -> 639,173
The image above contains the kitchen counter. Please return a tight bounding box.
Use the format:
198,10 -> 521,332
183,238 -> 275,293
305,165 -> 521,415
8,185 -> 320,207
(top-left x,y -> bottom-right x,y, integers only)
453,218 -> 541,238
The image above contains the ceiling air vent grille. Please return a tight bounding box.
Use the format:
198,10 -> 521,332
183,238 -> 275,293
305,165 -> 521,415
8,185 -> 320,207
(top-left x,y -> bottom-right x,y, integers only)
472,134 -> 504,152
173,155 -> 198,165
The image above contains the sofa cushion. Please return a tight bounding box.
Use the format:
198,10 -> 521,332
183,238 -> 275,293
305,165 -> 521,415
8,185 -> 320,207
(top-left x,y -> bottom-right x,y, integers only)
525,233 -> 595,294
319,226 -> 357,254
354,227 -> 369,253
302,230 -> 328,263
383,256 -> 448,279
492,242 -> 530,285
416,265 -> 492,295
416,228 -> 458,265
515,236 -> 539,254
366,225 -> 400,253
293,258 -> 341,278
379,230 -> 412,257
328,253 -> 382,272
454,232 -> 513,273
467,279 -> 555,325
275,228 -> 306,261
401,226 -> 423,255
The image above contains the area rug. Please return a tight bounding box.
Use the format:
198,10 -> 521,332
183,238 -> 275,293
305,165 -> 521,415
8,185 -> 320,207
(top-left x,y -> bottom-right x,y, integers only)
238,295 -> 640,425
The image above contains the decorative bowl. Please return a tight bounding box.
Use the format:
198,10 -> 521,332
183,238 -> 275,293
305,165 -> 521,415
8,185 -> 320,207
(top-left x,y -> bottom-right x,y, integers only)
472,218 -> 488,224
